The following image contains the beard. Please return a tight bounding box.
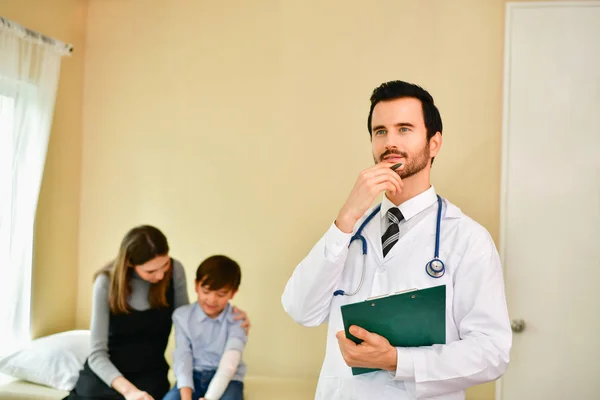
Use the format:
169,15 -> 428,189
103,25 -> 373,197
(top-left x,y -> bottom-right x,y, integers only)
374,142 -> 430,179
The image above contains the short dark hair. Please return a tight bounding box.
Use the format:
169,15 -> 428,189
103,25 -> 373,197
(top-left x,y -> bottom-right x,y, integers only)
367,80 -> 443,141
195,255 -> 241,291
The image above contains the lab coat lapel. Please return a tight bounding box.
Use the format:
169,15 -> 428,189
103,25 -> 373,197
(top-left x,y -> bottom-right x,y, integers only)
362,206 -> 384,265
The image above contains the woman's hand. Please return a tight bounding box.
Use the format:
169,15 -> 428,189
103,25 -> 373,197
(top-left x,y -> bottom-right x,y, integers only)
124,390 -> 154,400
113,377 -> 154,400
231,305 -> 251,335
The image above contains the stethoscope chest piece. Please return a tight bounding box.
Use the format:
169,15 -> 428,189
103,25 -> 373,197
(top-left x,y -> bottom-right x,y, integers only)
426,258 -> 445,278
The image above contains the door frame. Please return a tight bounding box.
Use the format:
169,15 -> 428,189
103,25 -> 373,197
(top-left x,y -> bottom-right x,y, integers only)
497,2 -> 600,399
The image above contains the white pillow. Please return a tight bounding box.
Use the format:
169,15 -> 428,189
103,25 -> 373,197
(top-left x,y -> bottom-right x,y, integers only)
0,330 -> 90,391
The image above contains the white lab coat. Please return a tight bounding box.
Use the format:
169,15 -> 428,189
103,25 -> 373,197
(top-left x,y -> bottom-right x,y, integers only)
281,193 -> 512,400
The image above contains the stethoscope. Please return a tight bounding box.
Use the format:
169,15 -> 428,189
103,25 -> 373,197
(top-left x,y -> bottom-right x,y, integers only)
333,195 -> 445,297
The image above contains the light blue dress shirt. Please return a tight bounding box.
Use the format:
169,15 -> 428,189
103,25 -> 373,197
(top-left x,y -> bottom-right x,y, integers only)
172,302 -> 247,390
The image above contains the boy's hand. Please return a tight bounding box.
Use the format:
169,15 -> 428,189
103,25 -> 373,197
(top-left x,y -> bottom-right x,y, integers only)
232,305 -> 251,335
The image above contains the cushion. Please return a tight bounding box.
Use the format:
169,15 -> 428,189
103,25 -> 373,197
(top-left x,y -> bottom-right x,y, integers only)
0,379 -> 69,400
0,330 -> 90,391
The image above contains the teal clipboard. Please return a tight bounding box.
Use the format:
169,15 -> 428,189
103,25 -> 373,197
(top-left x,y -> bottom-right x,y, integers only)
340,284 -> 446,375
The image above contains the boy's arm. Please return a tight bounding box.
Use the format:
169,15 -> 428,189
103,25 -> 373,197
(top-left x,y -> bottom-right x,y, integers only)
172,308 -> 195,393
203,316 -> 247,400
202,349 -> 242,400
179,387 -> 193,400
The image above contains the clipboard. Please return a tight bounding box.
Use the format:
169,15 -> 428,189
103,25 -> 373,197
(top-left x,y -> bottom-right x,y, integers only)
340,284 -> 446,375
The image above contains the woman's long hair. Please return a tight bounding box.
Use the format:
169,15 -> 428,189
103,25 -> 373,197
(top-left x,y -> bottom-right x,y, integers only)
94,225 -> 173,314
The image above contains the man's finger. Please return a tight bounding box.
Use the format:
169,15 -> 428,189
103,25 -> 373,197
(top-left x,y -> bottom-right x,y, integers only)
349,325 -> 372,341
336,331 -> 357,348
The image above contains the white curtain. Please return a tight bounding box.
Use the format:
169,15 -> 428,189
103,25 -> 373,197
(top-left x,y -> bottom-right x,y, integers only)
0,18 -> 70,357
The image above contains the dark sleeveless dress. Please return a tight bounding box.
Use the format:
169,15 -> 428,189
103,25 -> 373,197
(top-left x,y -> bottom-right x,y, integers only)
64,276 -> 174,399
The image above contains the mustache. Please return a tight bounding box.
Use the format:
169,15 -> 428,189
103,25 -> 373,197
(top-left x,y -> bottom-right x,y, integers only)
379,149 -> 408,162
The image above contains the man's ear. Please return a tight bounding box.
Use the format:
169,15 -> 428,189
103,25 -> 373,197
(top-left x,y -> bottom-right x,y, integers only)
429,131 -> 442,158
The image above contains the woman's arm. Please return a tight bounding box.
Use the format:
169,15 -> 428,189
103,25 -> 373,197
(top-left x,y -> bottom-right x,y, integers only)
112,377 -> 153,399
87,274 -> 124,386
172,259 -> 190,308
88,275 -> 151,399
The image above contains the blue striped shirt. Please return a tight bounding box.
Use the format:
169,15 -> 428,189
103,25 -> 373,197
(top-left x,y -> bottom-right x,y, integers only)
172,302 -> 247,390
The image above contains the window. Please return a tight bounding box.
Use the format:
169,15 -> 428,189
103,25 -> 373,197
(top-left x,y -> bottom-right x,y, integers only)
0,78 -> 42,359
0,86 -> 28,359
0,93 -> 15,224
0,20 -> 68,364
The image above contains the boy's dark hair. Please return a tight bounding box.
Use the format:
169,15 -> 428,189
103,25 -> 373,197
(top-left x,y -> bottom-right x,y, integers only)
367,80 -> 443,141
195,255 -> 241,291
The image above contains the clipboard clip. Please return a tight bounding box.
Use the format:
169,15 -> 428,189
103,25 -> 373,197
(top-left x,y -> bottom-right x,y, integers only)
366,288 -> 418,301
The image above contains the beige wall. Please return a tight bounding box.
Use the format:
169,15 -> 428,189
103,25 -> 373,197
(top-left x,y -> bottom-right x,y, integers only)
0,0 -> 87,338
77,0 -> 506,398
4,0 -> 584,398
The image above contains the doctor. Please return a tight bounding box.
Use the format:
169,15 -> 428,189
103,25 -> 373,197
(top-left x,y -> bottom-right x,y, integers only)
281,80 -> 512,399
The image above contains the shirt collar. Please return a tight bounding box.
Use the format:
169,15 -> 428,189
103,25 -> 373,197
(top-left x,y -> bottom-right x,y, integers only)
381,185 -> 437,222
194,302 -> 230,323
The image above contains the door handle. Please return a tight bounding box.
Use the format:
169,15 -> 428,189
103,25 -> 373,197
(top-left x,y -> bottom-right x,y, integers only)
511,319 -> 526,333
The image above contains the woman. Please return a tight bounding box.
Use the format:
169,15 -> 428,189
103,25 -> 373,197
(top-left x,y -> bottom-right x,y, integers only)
65,225 -> 251,400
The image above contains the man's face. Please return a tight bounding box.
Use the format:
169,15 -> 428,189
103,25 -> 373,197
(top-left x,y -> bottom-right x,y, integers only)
371,97 -> 438,179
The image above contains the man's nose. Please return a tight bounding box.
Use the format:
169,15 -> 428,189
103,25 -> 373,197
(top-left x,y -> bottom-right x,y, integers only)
383,143 -> 400,158
384,133 -> 400,148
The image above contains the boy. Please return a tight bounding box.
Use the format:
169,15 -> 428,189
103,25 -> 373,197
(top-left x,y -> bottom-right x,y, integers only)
164,255 -> 247,400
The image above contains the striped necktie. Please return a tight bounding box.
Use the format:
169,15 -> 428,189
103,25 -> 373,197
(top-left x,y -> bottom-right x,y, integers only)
382,207 -> 404,257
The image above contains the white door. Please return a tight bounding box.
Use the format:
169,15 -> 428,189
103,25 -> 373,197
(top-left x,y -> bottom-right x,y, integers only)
499,2 -> 600,399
